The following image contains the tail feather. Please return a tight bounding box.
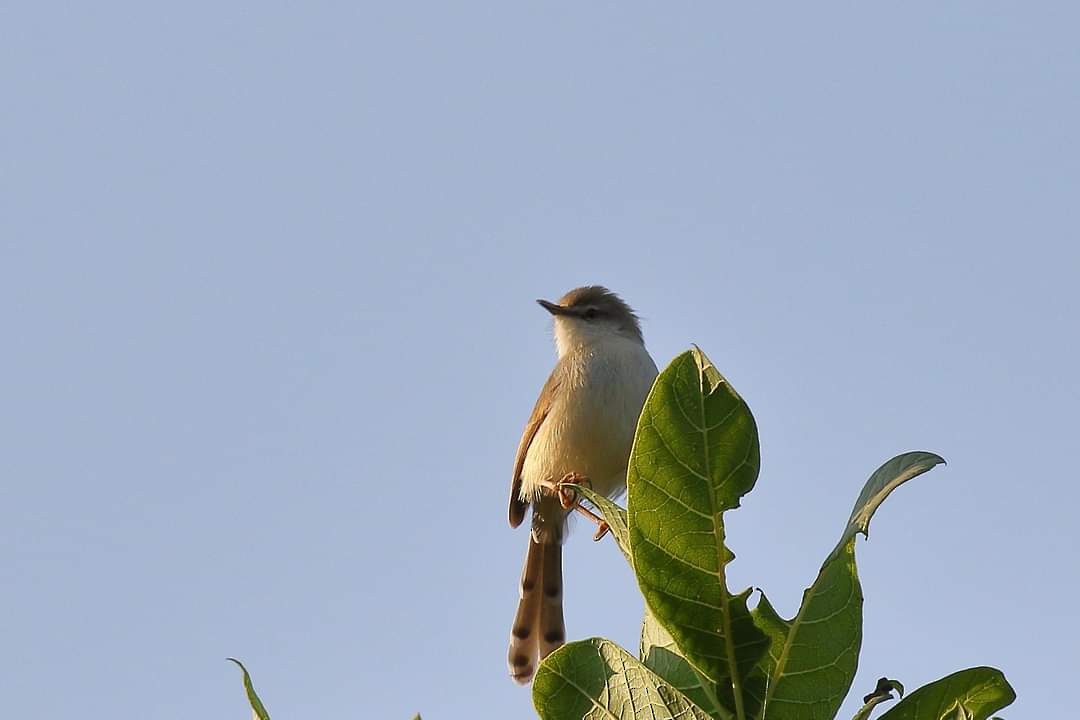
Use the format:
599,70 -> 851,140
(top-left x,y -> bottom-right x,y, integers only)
537,541 -> 564,658
508,537 -> 565,684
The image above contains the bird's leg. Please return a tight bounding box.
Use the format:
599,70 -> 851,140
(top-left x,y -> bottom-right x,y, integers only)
538,473 -> 611,542
573,503 -> 611,542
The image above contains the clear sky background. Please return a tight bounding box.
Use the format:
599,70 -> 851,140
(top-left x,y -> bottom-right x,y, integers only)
2,4 -> 1077,719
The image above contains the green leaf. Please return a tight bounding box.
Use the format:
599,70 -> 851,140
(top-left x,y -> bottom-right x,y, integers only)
876,667 -> 1015,720
533,637 -> 713,720
640,612 -> 736,720
748,545 -> 861,720
840,452 -> 946,549
574,485 -> 631,562
747,452 -> 945,720
227,658 -> 270,720
628,347 -> 767,720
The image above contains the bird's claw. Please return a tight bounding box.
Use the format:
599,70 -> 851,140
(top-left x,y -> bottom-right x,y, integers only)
556,472 -> 591,509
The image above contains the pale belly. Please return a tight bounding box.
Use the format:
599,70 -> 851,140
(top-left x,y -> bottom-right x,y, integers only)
520,342 -> 658,502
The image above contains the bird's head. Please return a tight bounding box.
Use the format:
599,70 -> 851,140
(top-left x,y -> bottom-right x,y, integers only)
537,285 -> 644,355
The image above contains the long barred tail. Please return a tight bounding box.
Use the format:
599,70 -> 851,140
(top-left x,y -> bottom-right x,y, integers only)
508,525 -> 565,683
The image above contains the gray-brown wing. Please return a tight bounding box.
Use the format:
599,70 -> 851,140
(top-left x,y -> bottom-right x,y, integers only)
509,368 -> 561,528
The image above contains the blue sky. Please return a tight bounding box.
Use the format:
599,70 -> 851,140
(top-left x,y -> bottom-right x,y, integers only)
2,4 -> 1076,719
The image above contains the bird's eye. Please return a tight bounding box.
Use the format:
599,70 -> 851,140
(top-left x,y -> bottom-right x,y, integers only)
583,308 -> 598,320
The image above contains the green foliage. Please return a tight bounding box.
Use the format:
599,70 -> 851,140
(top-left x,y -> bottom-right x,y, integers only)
228,656 -> 425,720
877,668 -> 1014,720
226,347 -> 1014,720
628,348 -> 767,720
534,638 -> 713,720
748,452 -> 944,720
533,348 -> 1014,720
227,658 -> 270,720
574,485 -> 631,561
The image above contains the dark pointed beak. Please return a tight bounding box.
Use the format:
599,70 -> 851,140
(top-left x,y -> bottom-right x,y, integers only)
537,299 -> 571,316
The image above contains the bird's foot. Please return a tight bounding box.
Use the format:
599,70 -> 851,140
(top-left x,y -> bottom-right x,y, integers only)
555,472 -> 591,510
539,473 -> 610,542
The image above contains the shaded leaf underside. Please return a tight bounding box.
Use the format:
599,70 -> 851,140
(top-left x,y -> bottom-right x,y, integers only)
534,638 -> 713,720
641,611 -> 732,719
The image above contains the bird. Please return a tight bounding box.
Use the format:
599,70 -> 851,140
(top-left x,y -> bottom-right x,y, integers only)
507,285 -> 659,684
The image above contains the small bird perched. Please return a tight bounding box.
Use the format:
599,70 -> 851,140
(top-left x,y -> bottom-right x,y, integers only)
507,286 -> 659,684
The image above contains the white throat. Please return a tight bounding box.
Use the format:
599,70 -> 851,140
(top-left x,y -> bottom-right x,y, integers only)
553,319 -> 638,358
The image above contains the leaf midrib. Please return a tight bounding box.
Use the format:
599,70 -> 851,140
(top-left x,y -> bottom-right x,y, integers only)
694,361 -> 747,720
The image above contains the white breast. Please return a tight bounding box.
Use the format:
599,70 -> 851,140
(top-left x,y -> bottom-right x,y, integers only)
520,337 -> 658,502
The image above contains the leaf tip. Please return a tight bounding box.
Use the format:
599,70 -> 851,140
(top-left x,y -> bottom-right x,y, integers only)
689,344 -> 711,373
841,451 -> 949,548
689,344 -> 728,395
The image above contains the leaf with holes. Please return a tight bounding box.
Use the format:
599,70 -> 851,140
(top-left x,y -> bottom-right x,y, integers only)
628,347 -> 767,720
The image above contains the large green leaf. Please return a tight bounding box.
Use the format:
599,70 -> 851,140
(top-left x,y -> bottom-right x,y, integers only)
628,347 -> 767,720
227,658 -> 271,720
748,548 -> 860,720
533,638 -> 713,720
746,452 -> 945,720
876,667 -> 1014,720
640,612 -> 734,720
576,492 -> 727,718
